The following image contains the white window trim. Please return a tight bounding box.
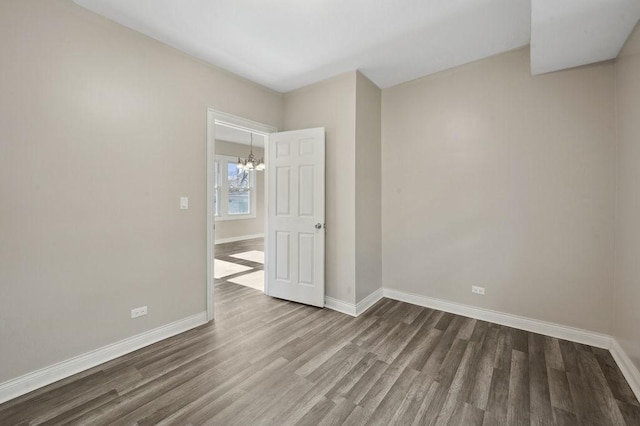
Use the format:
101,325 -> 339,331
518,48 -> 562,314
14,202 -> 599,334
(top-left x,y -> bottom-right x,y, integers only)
214,154 -> 257,221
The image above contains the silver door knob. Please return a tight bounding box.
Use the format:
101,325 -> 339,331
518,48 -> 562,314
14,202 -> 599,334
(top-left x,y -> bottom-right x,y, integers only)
315,223 -> 322,229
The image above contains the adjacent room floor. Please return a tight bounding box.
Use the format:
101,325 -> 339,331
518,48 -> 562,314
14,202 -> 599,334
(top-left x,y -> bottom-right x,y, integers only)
1,276 -> 639,424
214,238 -> 264,292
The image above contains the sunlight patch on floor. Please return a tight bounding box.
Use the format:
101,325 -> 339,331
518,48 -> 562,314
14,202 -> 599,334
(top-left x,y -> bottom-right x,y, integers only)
229,250 -> 264,264
228,271 -> 264,291
214,259 -> 252,279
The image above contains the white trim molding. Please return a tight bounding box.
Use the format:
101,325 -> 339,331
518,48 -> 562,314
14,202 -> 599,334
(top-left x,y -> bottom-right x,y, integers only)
324,296 -> 356,317
327,286 -> 640,402
610,338 -> 640,401
0,312 -> 208,405
382,288 -> 612,349
207,109 -> 277,322
356,288 -> 384,316
3,291 -> 640,407
215,233 -> 264,245
324,288 -> 384,317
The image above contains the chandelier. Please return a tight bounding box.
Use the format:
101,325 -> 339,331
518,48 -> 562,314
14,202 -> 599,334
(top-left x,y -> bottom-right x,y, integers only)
237,132 -> 265,171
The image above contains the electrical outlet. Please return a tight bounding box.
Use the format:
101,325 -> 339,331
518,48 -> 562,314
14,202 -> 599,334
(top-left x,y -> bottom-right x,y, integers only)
471,286 -> 485,295
131,306 -> 148,318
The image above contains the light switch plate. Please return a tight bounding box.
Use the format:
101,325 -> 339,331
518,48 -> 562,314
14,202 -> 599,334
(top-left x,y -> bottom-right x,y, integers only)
180,197 -> 189,210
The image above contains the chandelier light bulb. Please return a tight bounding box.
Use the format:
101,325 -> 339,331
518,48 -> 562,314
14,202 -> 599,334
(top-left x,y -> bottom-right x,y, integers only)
236,132 -> 265,172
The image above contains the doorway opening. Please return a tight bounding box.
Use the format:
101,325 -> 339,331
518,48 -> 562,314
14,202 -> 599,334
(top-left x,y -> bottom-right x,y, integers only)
213,127 -> 265,291
207,110 -> 276,321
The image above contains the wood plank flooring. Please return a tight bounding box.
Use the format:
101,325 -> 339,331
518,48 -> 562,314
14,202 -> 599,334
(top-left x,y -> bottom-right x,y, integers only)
214,238 -> 265,290
1,257 -> 639,424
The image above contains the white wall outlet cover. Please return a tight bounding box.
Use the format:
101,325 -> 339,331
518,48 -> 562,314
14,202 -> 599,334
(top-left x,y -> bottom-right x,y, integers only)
472,286 -> 485,295
131,306 -> 148,318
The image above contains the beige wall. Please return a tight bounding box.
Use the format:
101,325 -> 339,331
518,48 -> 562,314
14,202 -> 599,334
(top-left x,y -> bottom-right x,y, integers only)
382,47 -> 616,333
214,140 -> 265,242
355,73 -> 382,303
613,22 -> 640,371
2,0 -> 633,392
283,72 -> 358,303
0,0 -> 282,383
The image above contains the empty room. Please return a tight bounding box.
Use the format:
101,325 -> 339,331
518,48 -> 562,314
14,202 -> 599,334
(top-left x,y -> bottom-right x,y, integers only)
2,0 -> 640,424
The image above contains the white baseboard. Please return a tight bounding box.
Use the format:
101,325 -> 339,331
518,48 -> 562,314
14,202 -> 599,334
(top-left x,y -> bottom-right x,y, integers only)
324,296 -> 356,316
215,233 -> 264,245
5,289 -> 637,406
325,288 -> 384,317
328,288 -> 639,403
356,288 -> 384,316
382,288 -> 611,349
610,338 -> 640,401
0,311 -> 208,405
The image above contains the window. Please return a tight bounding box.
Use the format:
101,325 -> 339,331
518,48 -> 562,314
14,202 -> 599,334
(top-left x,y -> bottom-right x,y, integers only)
214,154 -> 256,220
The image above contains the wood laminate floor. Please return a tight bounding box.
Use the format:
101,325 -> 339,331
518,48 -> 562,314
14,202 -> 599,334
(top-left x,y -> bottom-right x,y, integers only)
1,249 -> 639,424
214,238 -> 265,290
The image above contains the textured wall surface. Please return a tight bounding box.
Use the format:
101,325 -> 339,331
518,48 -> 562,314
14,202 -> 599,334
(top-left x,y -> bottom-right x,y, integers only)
0,0 -> 282,382
355,72 -> 382,303
613,21 -> 640,371
284,72 -> 357,303
382,47 -> 616,333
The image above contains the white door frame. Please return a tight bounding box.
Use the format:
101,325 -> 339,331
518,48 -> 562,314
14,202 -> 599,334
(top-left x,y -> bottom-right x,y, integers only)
206,109 -> 277,321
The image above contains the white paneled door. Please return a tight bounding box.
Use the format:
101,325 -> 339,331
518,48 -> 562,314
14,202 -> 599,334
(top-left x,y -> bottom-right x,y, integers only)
266,128 -> 325,307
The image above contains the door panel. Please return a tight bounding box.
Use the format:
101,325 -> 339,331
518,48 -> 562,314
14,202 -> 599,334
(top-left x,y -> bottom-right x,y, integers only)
298,233 -> 314,285
275,231 -> 290,281
299,166 -> 315,216
276,167 -> 291,215
267,128 -> 325,307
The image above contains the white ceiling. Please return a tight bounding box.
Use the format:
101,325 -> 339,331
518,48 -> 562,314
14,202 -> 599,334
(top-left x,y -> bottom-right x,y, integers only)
531,0 -> 640,75
74,0 -> 640,92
